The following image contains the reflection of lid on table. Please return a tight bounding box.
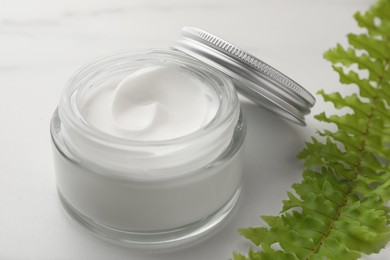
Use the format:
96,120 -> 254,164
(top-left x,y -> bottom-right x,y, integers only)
174,27 -> 316,126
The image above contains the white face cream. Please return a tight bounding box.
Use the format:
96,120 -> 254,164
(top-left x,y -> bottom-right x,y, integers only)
51,50 -> 246,248
81,66 -> 219,141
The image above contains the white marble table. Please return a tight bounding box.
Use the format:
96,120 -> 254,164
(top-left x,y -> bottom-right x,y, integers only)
1,0 -> 388,259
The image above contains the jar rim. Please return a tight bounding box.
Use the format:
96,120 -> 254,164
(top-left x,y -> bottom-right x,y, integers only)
59,49 -> 239,148
55,49 -> 243,176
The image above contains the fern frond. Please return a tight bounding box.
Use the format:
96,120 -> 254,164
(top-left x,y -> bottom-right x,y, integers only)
234,0 -> 390,259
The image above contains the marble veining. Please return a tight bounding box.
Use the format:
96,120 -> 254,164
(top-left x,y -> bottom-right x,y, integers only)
0,0 -> 387,259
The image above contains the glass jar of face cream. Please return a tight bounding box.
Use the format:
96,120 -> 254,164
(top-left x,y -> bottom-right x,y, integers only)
50,27 -> 315,249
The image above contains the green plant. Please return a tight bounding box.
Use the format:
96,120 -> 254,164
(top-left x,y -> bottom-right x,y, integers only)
234,0 -> 390,259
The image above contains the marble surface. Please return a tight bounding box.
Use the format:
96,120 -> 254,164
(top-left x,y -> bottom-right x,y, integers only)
1,0 -> 388,259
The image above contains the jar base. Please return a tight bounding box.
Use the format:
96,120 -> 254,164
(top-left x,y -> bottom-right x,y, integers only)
57,186 -> 241,250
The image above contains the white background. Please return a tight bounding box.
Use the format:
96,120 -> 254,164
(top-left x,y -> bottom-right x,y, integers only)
1,0 -> 388,259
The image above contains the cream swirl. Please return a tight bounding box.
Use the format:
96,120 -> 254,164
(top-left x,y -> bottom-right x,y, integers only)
80,66 -> 219,141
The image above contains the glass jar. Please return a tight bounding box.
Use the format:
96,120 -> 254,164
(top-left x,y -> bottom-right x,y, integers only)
51,49 -> 246,248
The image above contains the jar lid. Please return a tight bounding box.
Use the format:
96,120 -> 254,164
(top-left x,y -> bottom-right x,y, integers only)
174,27 -> 315,126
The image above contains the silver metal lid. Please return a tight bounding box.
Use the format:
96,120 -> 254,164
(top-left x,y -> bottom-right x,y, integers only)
174,27 -> 315,126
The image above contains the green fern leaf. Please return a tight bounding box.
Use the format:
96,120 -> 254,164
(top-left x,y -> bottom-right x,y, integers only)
234,0 -> 390,259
